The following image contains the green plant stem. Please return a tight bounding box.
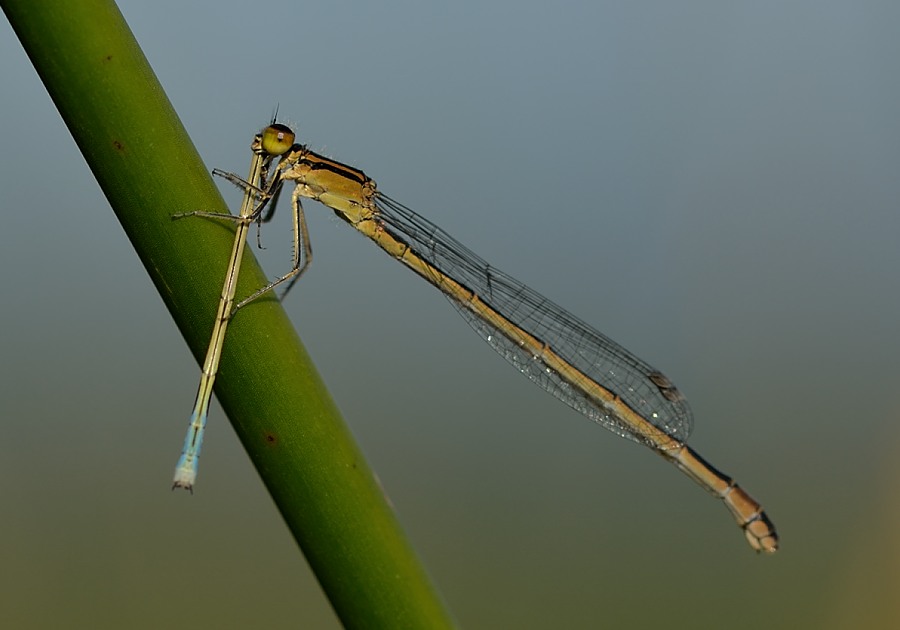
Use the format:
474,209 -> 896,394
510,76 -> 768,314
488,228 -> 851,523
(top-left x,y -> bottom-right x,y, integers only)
2,1 -> 454,627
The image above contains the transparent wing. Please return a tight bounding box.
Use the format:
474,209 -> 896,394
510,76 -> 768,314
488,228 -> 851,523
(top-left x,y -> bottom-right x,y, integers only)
374,193 -> 693,446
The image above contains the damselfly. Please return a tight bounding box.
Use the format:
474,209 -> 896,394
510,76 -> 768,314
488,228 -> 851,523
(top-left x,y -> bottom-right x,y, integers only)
185,122 -> 779,553
172,125 -> 293,491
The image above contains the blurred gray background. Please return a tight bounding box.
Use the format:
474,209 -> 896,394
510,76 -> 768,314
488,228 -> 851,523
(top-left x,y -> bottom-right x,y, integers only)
2,1 -> 899,627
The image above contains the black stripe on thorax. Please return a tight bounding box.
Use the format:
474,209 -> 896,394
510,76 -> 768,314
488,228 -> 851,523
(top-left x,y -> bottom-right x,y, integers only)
291,145 -> 371,186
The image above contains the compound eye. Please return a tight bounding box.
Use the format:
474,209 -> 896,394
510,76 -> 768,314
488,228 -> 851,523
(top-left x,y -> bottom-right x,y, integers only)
261,123 -> 295,156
